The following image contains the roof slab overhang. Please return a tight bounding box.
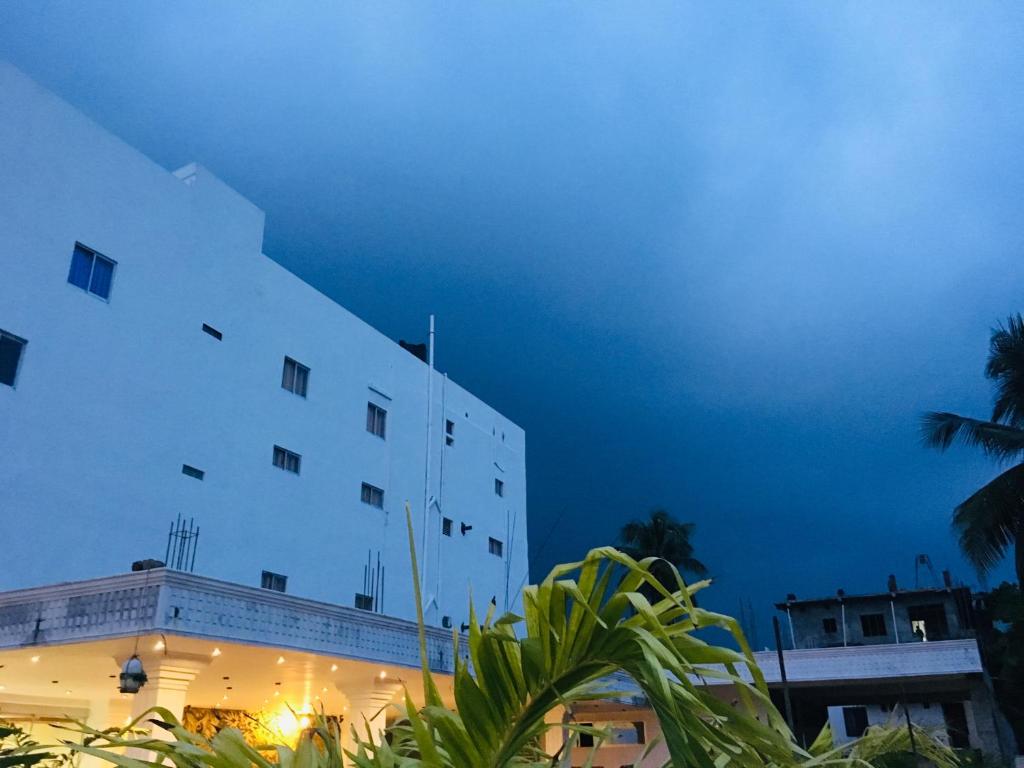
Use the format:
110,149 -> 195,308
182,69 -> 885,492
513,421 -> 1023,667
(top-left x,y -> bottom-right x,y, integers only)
0,569 -> 462,718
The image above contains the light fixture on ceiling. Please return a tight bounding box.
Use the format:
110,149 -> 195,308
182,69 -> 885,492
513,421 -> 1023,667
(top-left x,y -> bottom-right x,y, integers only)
211,647 -> 222,657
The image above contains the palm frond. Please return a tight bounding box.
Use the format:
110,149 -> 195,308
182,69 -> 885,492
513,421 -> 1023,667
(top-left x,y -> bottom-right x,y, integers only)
921,412 -> 1024,460
952,462 -> 1024,576
986,314 -> 1024,428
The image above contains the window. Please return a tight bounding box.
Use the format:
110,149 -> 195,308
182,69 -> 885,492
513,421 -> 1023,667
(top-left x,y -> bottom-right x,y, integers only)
822,617 -> 837,634
272,445 -> 301,474
0,331 -> 27,388
361,482 -> 384,508
842,706 -> 869,738
488,537 -> 503,557
442,517 -> 453,537
67,243 -> 115,300
261,571 -> 287,592
201,323 -> 223,340
860,613 -> 887,637
445,419 -> 455,446
355,593 -> 374,610
494,478 -> 505,497
366,402 -> 387,438
181,464 -> 205,481
281,357 -> 309,397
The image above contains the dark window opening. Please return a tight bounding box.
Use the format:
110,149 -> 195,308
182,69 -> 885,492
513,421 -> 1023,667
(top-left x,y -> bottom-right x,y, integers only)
202,323 -> 223,340
261,571 -> 287,592
361,482 -> 384,508
366,402 -> 387,438
494,478 -> 505,497
67,243 -> 115,300
860,613 -> 887,637
442,517 -> 453,536
908,603 -> 950,641
281,356 -> 309,397
488,537 -> 504,557
181,464 -> 205,480
0,331 -> 27,387
355,593 -> 374,610
272,445 -> 301,474
822,617 -> 838,634
843,706 -> 869,738
942,702 -> 970,749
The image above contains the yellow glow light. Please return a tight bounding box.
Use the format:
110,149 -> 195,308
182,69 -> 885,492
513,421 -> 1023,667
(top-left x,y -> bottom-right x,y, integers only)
330,664 -> 338,672
276,656 -> 285,665
211,647 -> 222,657
153,640 -> 165,651
378,670 -> 386,679
30,655 -> 40,663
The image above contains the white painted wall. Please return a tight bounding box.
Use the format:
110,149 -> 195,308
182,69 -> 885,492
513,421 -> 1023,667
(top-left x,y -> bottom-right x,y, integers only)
0,62 -> 528,628
827,702 -> 951,745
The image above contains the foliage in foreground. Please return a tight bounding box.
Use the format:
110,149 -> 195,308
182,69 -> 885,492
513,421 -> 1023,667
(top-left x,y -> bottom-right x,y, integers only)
36,510 -> 961,767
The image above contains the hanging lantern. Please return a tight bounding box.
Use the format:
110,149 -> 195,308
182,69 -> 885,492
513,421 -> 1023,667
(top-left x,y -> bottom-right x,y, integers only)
119,654 -> 148,694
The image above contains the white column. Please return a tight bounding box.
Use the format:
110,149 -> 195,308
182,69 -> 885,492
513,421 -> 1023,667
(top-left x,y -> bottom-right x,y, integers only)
124,653 -> 208,755
79,696 -> 112,768
339,679 -> 402,752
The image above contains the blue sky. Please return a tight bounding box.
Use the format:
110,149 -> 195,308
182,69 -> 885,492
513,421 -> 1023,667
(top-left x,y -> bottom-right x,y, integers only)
3,1 -> 1022,645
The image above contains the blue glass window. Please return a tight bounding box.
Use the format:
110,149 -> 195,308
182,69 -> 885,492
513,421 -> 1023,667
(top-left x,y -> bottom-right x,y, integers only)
67,243 -> 116,300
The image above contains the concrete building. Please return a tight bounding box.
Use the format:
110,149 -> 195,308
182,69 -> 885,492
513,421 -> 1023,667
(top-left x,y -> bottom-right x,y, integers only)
0,60 -> 528,757
767,582 -> 1014,758
555,579 -> 1018,767
0,61 -> 528,632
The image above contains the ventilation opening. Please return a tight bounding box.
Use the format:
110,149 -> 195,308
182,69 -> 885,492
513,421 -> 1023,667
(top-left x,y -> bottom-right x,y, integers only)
182,464 -> 205,480
202,323 -> 223,340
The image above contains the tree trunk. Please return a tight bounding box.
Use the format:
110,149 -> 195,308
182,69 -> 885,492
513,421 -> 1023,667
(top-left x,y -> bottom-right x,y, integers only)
1016,537 -> 1024,587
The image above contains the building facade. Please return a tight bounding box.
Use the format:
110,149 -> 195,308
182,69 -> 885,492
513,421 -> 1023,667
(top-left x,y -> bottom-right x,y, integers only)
770,581 -> 1016,759
0,61 -> 527,631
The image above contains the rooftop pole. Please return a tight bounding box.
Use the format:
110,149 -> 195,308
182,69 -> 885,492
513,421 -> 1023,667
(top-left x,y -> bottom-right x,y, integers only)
773,615 -> 796,734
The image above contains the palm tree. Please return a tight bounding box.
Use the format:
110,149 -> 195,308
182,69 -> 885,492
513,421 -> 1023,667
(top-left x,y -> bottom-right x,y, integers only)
618,508 -> 708,587
923,313 -> 1024,586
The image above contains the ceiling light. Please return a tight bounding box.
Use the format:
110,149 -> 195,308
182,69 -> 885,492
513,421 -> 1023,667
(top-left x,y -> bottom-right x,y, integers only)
330,664 -> 337,672
211,648 -> 222,657
273,691 -> 280,697
276,656 -> 285,665
153,640 -> 165,651
379,670 -> 386,679
30,655 -> 40,663
65,689 -> 72,695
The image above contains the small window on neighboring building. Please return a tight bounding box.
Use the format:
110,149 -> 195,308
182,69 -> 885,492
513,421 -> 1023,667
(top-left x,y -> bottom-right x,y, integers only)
202,323 -> 223,340
67,243 -> 116,300
494,478 -> 505,497
281,356 -> 309,397
0,330 -> 27,388
445,419 -> 455,446
361,482 -> 384,508
261,571 -> 287,592
354,593 -> 374,611
823,617 -> 838,634
366,402 -> 387,438
181,464 -> 205,480
860,613 -> 887,637
442,517 -> 453,537
488,537 -> 503,557
843,706 -> 869,738
272,445 -> 301,474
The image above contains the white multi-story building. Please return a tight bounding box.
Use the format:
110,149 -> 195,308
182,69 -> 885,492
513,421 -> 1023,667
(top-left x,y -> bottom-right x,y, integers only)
0,61 -> 527,632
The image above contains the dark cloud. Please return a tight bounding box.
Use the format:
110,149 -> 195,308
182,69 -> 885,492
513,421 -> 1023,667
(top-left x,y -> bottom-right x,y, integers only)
3,1 -> 1022,640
